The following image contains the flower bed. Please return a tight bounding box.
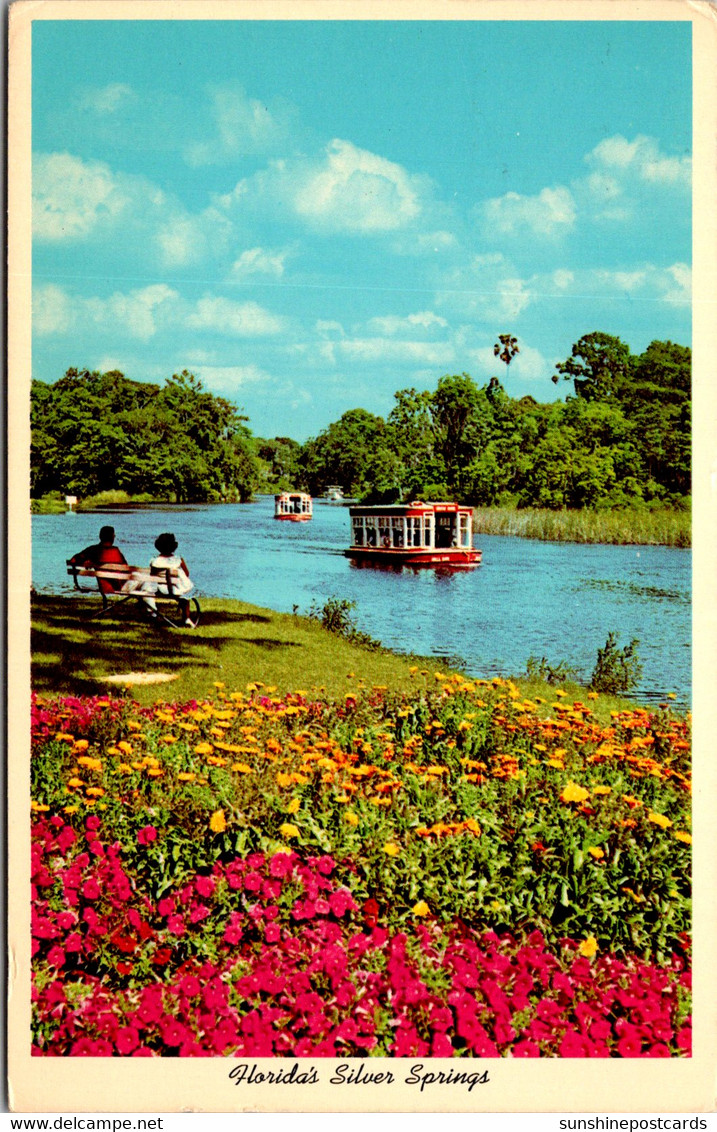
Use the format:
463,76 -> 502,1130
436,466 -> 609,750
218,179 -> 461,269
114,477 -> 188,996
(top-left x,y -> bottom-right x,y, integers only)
30,675 -> 692,1057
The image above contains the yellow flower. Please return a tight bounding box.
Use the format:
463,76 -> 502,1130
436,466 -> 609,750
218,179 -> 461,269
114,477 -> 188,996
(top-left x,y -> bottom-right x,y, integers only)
194,742 -> 214,756
579,936 -> 598,958
286,797 -> 301,815
560,781 -> 590,804
383,842 -> 400,857
279,823 -> 300,840
73,739 -> 89,751
117,741 -> 133,755
412,900 -> 430,917
587,846 -> 605,860
67,777 -> 84,788
587,691 -> 599,700
648,811 -> 673,829
231,762 -> 252,774
214,681 -> 225,688
592,785 -> 612,796
31,801 -> 50,812
85,787 -> 105,797
209,809 -> 227,833
177,772 -> 196,782
674,830 -> 692,844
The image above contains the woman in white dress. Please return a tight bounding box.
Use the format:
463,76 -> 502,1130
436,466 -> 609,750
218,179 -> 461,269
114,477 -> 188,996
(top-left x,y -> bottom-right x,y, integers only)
140,532 -> 196,627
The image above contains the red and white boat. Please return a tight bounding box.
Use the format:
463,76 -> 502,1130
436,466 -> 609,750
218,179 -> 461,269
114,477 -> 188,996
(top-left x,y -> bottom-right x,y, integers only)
345,501 -> 481,568
274,492 -> 313,521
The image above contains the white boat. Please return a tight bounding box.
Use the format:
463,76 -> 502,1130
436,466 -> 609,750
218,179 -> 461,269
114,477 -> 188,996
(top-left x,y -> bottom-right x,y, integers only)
274,492 -> 313,521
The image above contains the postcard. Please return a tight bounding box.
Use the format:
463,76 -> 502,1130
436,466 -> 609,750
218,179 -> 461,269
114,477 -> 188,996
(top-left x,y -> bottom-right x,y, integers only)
7,0 -> 717,1114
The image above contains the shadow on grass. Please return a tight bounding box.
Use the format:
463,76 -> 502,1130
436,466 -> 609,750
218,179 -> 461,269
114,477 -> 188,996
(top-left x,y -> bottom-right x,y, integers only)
31,595 -> 305,697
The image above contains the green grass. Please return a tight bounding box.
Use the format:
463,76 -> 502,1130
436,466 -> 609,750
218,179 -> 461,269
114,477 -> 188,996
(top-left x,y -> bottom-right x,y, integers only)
31,593 -> 644,723
472,506 -> 691,547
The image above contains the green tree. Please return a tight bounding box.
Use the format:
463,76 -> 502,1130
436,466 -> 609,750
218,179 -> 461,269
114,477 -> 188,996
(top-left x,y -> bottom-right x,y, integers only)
553,332 -> 633,401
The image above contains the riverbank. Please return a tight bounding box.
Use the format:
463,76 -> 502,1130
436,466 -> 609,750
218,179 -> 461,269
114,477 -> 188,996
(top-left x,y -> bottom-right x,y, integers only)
32,592 -> 654,722
472,505 -> 690,547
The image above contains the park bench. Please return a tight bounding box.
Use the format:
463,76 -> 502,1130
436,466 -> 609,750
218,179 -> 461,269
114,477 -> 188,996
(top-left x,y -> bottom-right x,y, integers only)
66,561 -> 201,628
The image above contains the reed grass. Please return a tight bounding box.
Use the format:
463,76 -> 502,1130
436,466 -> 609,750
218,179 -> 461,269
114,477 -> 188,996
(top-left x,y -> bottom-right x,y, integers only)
472,506 -> 690,547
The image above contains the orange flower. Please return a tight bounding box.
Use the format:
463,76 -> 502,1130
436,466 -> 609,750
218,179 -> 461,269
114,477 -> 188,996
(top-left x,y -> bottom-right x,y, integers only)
209,809 -> 226,833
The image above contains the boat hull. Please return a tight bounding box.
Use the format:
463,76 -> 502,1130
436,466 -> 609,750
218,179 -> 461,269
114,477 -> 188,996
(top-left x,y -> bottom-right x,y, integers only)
344,547 -> 481,569
275,513 -> 312,521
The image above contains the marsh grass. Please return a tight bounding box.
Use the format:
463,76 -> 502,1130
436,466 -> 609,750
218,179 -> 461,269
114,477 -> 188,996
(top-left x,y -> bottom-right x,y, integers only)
473,506 -> 690,547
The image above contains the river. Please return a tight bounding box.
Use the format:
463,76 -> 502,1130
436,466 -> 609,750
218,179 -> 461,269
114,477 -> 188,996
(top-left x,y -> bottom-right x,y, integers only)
32,497 -> 692,709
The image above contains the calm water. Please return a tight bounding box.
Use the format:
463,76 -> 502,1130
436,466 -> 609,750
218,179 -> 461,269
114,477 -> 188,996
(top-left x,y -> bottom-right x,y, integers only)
32,498 -> 692,708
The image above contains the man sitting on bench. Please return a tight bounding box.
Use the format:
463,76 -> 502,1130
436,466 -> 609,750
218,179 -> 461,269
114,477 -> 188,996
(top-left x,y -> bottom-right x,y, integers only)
69,526 -> 128,595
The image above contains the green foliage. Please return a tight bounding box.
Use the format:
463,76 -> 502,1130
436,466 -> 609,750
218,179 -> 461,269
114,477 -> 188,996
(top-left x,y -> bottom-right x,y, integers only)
296,333 -> 690,515
525,656 -> 579,685
31,368 -> 260,504
305,596 -> 381,650
590,632 -> 644,695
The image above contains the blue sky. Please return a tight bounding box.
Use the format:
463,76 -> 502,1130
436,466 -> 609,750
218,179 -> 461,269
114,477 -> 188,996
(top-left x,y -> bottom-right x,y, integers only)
32,18 -> 692,441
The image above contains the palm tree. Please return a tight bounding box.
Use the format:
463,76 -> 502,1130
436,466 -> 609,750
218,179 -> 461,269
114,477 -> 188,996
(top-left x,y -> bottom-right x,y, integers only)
493,333 -> 520,373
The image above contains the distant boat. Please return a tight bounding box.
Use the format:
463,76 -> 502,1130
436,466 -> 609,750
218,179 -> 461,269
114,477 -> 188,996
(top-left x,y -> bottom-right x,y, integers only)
323,485 -> 345,503
274,492 -> 313,521
345,501 -> 481,569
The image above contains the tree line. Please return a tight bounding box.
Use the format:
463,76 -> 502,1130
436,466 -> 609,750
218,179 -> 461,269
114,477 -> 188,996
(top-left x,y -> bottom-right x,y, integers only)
31,331 -> 690,511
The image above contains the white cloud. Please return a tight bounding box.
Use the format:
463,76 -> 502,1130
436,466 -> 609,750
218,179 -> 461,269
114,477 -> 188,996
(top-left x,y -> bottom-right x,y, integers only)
437,254 -> 534,322
335,338 -> 453,366
86,284 -> 179,341
470,342 -> 548,383
219,139 -> 430,236
661,263 -> 691,305
79,83 -> 135,114
186,296 -> 286,337
366,311 -> 448,337
294,139 -> 424,233
184,86 -> 296,166
481,185 -> 576,238
585,135 -> 691,191
33,152 -> 130,240
188,364 -> 272,388
228,247 -> 288,281
33,284 -> 74,335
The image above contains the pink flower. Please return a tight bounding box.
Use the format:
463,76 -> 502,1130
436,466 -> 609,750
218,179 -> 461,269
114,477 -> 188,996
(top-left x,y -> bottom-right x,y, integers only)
81,878 -> 100,901
161,1018 -> 188,1047
167,914 -> 186,936
46,946 -> 65,968
137,826 -> 158,846
512,1039 -> 541,1057
617,1035 -> 643,1057
195,875 -> 215,898
269,853 -> 293,879
677,1026 -> 692,1053
115,1027 -> 140,1055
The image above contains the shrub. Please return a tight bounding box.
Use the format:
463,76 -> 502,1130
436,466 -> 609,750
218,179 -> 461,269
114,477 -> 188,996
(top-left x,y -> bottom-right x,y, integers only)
306,597 -> 381,650
590,633 -> 643,695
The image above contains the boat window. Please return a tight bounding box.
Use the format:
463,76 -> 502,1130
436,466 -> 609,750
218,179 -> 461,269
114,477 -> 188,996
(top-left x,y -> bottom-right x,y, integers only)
408,516 -> 423,547
459,513 -> 470,547
435,515 -> 456,548
365,518 -> 377,547
378,521 -> 391,548
391,517 -> 405,548
352,518 -> 364,546
423,515 -> 433,546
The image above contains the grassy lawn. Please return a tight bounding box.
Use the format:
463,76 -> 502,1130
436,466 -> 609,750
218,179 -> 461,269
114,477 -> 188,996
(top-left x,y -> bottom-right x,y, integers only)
31,592 -> 642,722
31,593 -> 444,706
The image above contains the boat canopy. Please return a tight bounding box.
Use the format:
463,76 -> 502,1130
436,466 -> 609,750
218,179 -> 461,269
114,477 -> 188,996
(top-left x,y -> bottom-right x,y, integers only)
349,501 -> 473,551
275,492 -> 313,517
